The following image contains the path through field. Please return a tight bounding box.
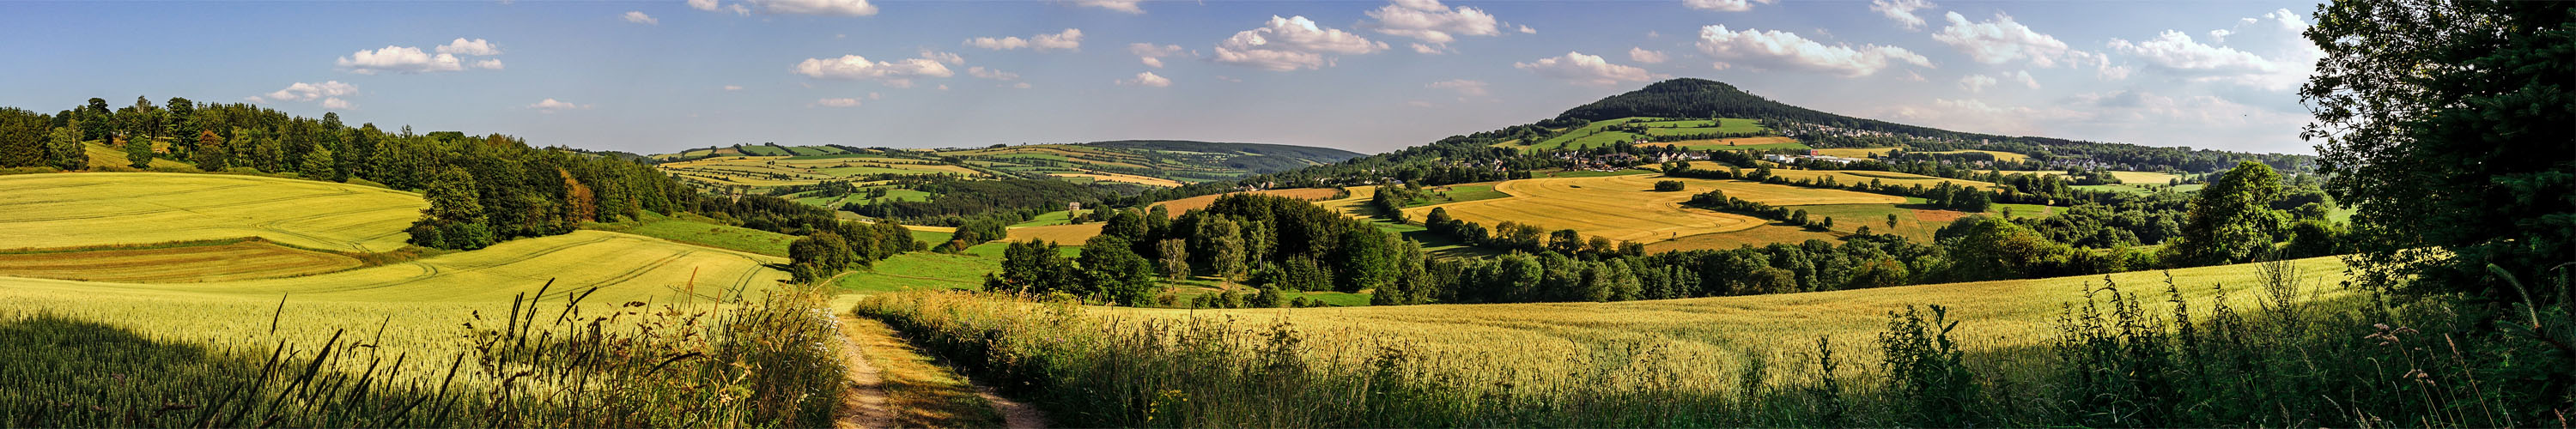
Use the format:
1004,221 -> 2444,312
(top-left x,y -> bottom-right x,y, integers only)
834,312 -> 1044,428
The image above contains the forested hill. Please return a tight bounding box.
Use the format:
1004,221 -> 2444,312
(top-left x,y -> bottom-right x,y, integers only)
1556,79 -> 1905,130
1557,78 -> 2314,172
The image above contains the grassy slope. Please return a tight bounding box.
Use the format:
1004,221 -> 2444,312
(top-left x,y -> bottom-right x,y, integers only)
586,211 -> 799,257
1,230 -> 789,366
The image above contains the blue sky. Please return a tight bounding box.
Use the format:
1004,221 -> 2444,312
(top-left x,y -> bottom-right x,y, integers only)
0,0 -> 2327,155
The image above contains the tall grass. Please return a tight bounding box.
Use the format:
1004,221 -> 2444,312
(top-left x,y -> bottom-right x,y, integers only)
855,261 -> 2574,427
0,281 -> 848,428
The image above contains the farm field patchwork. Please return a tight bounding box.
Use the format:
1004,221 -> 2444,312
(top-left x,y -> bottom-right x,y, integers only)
1809,147 -> 1902,158
1642,224 -> 1841,252
1522,118 -> 1772,151
1399,174 -> 1900,244
1920,149 -> 2030,162
0,172 -> 425,252
1151,188 -> 1346,216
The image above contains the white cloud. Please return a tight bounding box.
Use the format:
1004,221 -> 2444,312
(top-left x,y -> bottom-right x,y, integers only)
1116,71 -> 1171,88
471,58 -> 504,69
1874,89 -> 2308,152
623,11 -> 659,24
1628,46 -> 1668,63
1932,12 -> 2080,67
1514,51 -> 1654,86
723,85 -> 744,91
2207,29 -> 2233,43
263,81 -> 359,101
1364,0 -> 1500,45
1683,0 -> 1772,12
967,66 -> 1019,81
813,98 -> 861,107
2097,64 -> 2134,81
966,36 -> 1027,51
2107,30 -> 2273,73
1958,74 -> 1996,93
1960,70 -> 2035,93
917,49 -> 963,64
726,4 -> 749,15
1070,0 -> 1144,14
1410,43 -> 1444,54
1031,28 -> 1082,51
2261,8 -> 2309,31
1517,25 -> 1535,34
1901,70 -> 1927,82
527,98 -> 591,112
321,98 -> 353,109
1696,25 -> 1930,77
1128,43 -> 1186,68
337,45 -> 464,74
1212,15 -> 1387,70
1869,0 -> 1935,30
1427,79 -> 1487,96
435,38 -> 501,56
745,0 -> 876,16
868,92 -> 882,100
791,53 -> 956,88
689,0 -> 720,10
2107,27 -> 2313,91
967,28 -> 1082,51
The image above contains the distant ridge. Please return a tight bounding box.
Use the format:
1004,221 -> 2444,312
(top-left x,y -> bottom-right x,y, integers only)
1076,140 -> 1367,173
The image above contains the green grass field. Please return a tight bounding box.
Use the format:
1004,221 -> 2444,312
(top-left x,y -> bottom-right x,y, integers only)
586,211 -> 799,257
0,172 -> 426,252
1401,184 -> 1510,208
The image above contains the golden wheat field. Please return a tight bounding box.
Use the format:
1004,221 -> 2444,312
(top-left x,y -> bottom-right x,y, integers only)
1673,161 -> 1999,190
1004,223 -> 1107,245
0,239 -> 361,282
0,172 -> 426,252
1107,256 -> 2354,384
0,230 -> 790,359
1401,174 -> 1899,244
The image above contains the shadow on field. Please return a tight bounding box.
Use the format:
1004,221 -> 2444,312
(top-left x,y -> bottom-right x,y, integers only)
1,313 -> 255,426
0,313 -> 468,428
